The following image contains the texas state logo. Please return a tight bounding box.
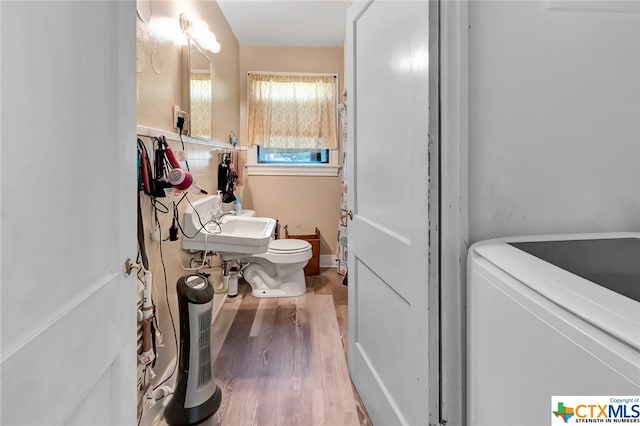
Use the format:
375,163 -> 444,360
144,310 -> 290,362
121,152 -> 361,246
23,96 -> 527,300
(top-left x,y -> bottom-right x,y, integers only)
553,401 -> 576,423
552,396 -> 640,424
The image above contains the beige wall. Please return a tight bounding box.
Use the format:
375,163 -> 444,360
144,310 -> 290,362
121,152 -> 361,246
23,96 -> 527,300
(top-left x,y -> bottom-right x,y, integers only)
239,45 -> 345,256
136,1 -> 181,130
137,0 -> 239,143
136,0 -> 239,396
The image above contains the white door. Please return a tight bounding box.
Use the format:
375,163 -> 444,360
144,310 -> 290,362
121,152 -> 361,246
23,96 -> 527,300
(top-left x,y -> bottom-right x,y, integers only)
1,2 -> 137,425
346,1 -> 436,425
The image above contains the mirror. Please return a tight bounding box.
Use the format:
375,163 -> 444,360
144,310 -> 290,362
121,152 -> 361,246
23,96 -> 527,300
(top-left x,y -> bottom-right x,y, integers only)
184,40 -> 213,140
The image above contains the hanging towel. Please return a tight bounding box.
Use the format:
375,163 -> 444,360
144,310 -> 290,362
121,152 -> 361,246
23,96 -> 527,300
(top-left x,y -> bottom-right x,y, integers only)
231,150 -> 243,187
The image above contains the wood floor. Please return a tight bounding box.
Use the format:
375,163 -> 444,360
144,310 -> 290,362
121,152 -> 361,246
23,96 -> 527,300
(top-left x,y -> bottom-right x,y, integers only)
199,268 -> 371,426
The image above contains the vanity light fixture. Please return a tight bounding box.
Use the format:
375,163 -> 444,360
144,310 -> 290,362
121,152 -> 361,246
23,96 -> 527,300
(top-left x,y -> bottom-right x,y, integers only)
179,13 -> 221,55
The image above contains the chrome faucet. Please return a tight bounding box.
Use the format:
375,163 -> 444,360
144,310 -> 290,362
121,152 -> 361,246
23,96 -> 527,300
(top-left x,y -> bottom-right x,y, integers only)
213,210 -> 235,221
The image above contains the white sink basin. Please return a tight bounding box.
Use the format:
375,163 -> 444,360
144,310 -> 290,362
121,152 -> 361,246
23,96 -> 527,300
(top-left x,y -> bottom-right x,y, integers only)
182,197 -> 275,255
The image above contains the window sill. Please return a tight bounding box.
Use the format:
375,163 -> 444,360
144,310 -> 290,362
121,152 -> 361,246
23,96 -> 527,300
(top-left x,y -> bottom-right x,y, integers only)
246,164 -> 341,177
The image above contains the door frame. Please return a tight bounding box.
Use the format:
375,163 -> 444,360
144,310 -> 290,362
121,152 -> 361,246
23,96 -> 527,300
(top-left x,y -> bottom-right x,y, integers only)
427,0 -> 441,424
439,1 -> 470,425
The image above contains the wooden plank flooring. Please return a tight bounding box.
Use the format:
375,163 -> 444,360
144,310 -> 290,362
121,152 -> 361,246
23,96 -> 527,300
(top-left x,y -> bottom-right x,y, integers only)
202,268 -> 372,426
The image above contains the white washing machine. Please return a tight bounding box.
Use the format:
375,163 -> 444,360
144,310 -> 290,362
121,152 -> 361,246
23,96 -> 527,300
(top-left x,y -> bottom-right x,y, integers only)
467,232 -> 640,426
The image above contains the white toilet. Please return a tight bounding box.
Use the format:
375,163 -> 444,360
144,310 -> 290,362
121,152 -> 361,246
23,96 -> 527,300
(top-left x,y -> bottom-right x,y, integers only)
242,238 -> 312,298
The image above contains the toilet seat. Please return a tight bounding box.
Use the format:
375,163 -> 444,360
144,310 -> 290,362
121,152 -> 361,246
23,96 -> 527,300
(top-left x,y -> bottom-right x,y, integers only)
268,239 -> 311,254
252,239 -> 312,263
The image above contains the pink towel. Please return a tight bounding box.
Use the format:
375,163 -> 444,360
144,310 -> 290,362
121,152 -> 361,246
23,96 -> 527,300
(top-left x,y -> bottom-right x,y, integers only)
231,150 -> 243,186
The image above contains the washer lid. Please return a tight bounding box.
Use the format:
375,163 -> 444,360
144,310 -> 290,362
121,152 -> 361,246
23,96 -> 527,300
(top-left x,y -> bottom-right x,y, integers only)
269,239 -> 311,253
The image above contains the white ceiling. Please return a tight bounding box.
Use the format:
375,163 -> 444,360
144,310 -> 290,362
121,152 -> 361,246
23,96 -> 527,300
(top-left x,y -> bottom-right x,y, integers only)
217,1 -> 351,47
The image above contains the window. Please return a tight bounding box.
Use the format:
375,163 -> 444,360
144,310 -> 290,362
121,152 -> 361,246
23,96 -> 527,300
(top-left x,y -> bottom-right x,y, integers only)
257,147 -> 329,164
246,72 -> 340,176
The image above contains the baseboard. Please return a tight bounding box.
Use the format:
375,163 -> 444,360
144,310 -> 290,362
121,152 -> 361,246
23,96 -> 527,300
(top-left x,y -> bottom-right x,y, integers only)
320,255 -> 336,269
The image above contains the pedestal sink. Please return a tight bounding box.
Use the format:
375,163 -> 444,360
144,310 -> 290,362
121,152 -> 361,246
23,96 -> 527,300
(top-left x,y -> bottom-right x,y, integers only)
182,196 -> 276,257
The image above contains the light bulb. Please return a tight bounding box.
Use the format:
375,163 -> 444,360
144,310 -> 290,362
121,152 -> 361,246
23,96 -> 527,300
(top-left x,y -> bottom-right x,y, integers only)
202,33 -> 221,53
192,20 -> 209,37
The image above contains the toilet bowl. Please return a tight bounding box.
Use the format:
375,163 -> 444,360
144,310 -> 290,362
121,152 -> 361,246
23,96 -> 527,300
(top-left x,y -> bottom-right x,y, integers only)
242,239 -> 312,298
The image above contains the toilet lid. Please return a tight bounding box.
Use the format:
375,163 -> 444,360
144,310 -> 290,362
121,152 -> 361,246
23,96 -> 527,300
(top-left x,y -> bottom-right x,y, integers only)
269,239 -> 311,254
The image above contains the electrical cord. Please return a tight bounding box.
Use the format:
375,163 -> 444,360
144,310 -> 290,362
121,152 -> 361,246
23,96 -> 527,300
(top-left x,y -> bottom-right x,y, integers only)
176,116 -> 190,172
178,132 -> 190,172
136,252 -> 145,287
185,195 -> 205,226
151,198 -> 169,215
172,196 -> 221,240
151,199 -> 171,242
175,192 -> 188,207
176,214 -> 221,240
186,195 -> 222,234
176,249 -> 215,271
152,211 -> 179,393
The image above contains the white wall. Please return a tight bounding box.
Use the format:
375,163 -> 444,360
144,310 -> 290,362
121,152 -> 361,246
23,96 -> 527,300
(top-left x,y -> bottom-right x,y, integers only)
468,1 -> 640,243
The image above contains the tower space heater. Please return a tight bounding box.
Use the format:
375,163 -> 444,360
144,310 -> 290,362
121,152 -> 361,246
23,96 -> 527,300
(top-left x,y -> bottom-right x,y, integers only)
165,274 -> 221,425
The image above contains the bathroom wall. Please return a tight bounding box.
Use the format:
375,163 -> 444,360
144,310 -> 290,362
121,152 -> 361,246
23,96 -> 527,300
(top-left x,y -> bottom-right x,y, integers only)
468,1 -> 640,244
135,0 -> 240,405
238,45 -> 345,258
137,0 -> 239,143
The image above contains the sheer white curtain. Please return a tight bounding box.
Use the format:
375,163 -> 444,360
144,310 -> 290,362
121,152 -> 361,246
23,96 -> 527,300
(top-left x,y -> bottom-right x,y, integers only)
247,73 -> 337,149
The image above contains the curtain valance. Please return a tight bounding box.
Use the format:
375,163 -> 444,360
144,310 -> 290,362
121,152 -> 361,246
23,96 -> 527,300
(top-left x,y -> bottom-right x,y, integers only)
247,73 -> 338,149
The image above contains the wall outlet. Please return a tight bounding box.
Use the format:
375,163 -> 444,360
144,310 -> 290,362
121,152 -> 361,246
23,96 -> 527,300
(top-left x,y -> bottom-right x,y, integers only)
173,104 -> 181,129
